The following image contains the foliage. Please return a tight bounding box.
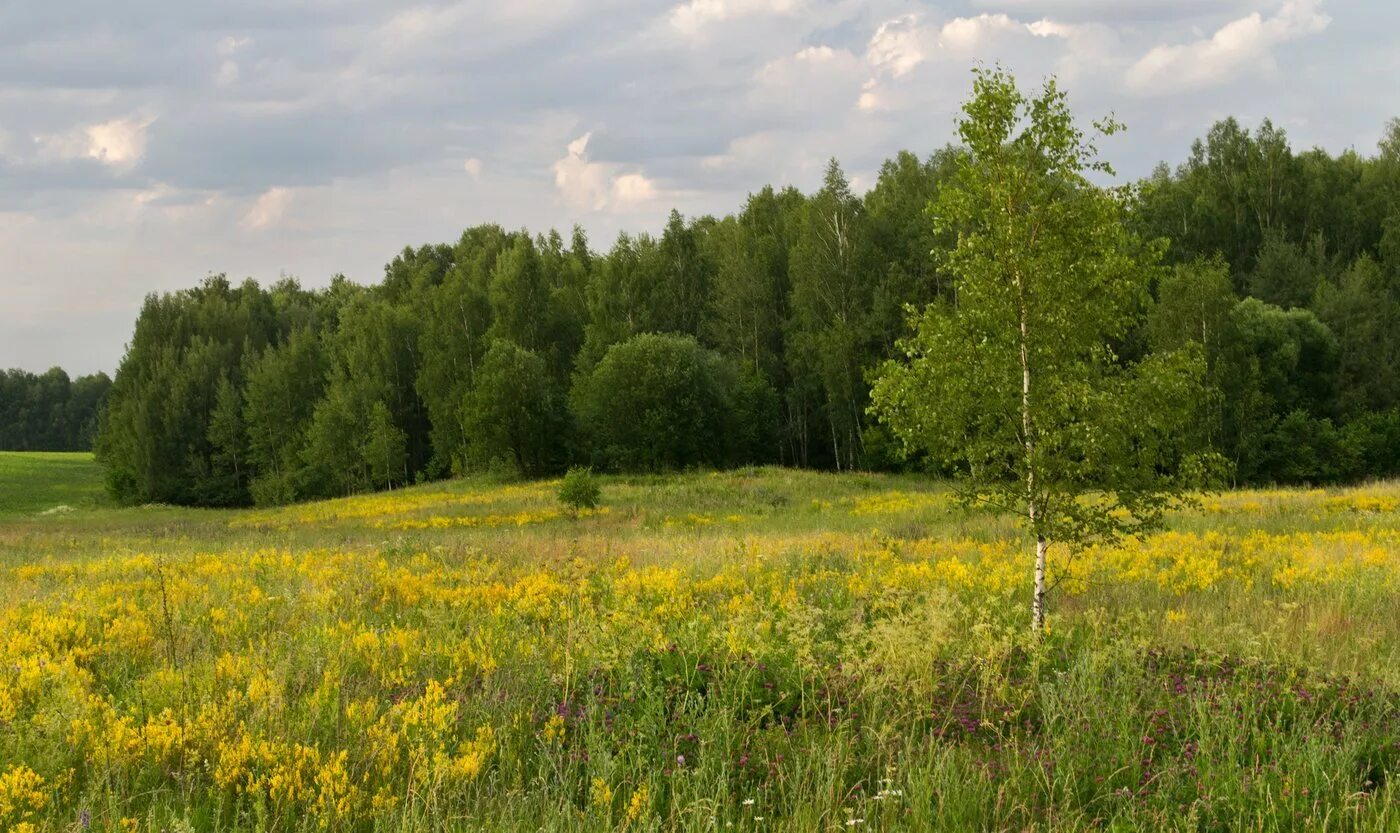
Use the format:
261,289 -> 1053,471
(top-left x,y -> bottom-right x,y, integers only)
50,69 -> 1400,506
871,67 -> 1213,628
556,465 -> 601,514
572,333 -> 774,471
461,340 -> 568,476
0,368 -> 110,452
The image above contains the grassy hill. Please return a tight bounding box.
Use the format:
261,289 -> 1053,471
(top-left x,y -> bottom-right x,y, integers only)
2,458 -> 1398,831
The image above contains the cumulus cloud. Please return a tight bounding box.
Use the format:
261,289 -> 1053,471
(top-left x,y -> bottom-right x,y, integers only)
610,172 -> 655,203
754,45 -> 866,118
939,14 -> 1023,52
669,0 -> 799,36
859,12 -> 1051,112
36,115 -> 155,170
867,14 -> 925,79
0,0 -> 1392,375
972,0 -> 1252,23
1126,0 -> 1331,95
552,132 -> 657,211
242,186 -> 293,230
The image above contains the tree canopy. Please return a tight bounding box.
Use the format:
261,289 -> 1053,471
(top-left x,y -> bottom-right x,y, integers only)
870,68 -> 1216,630
8,73 -> 1384,506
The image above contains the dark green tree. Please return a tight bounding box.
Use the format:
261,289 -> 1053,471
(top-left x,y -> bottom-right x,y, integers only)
572,333 -> 769,471
461,340 -> 569,476
787,159 -> 880,471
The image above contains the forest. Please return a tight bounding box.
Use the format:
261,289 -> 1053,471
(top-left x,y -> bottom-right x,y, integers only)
0,368 -> 111,452
51,115 -> 1400,506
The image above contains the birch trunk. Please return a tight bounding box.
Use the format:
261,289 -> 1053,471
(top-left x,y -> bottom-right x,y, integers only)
1031,534 -> 1047,631
1017,270 -> 1044,632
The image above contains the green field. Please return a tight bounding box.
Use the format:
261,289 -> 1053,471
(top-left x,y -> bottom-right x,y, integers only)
0,451 -> 110,518
2,454 -> 1399,831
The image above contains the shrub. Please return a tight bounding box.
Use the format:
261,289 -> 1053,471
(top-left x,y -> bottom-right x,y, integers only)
557,466 -> 601,515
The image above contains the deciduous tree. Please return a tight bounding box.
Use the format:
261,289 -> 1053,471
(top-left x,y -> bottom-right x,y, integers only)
871,68 -> 1213,631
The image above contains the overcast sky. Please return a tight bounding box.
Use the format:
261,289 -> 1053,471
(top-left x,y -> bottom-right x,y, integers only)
2,0 -> 1395,375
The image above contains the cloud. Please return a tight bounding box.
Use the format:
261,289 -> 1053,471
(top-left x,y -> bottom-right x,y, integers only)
669,0 -> 799,37
0,0 -> 1394,376
938,14 -> 1022,52
610,172 -> 655,203
867,14 -> 924,79
858,12 -> 1066,112
552,132 -> 657,211
35,115 -> 155,170
754,45 -> 866,118
215,61 -> 240,85
971,0 -> 1255,24
242,186 -> 293,229
1126,0 -> 1331,95
217,35 -> 251,56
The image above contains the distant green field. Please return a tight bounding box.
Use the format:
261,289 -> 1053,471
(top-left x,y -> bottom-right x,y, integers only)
0,450 -> 110,517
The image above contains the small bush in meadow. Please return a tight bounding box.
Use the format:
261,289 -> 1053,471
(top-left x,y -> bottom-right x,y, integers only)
558,466 -> 601,515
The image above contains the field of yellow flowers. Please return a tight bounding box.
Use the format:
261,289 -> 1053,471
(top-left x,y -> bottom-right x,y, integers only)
2,459 -> 1398,831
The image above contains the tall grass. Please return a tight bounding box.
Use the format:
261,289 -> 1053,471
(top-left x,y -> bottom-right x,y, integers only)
1,463 -> 1397,831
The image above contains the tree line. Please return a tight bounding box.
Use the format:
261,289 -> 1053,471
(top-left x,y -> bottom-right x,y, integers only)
84,113 -> 1400,506
0,368 -> 111,452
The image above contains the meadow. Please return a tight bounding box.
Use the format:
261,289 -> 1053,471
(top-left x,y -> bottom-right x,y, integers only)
0,452 -> 110,519
1,452 -> 1398,831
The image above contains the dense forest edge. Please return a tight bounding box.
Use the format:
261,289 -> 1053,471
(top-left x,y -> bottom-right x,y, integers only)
0,369 -> 111,452
9,112 -> 1400,507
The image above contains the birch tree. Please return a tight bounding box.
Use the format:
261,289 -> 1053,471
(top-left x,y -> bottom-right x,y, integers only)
871,68 -> 1214,632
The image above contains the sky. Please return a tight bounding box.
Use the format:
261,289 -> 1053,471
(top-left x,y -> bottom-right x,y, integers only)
2,0 -> 1396,375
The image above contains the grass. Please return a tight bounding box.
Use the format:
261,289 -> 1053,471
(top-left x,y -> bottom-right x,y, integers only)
0,450 -> 110,518
1,458 -> 1398,831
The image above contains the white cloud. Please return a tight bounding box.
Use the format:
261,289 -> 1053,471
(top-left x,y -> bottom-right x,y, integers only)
610,172 -> 655,203
857,10 -> 1128,111
938,13 -> 1020,52
242,186 -> 293,230
217,35 -> 251,57
756,43 -> 851,72
216,60 -> 240,85
859,12 -> 1038,111
669,0 -> 799,36
463,157 -> 483,179
214,35 -> 251,86
973,0 -> 1248,23
867,14 -> 925,79
36,115 -> 155,170
754,44 -> 866,116
86,118 -> 153,167
1126,0 -> 1330,95
552,133 -> 656,211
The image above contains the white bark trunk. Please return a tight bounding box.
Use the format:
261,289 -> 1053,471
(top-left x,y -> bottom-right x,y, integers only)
1017,271 -> 1044,633
1031,534 -> 1047,632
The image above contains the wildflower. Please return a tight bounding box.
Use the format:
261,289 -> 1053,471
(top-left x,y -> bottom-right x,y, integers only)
591,778 -> 613,809
0,764 -> 48,823
625,784 -> 650,824
542,713 -> 567,745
